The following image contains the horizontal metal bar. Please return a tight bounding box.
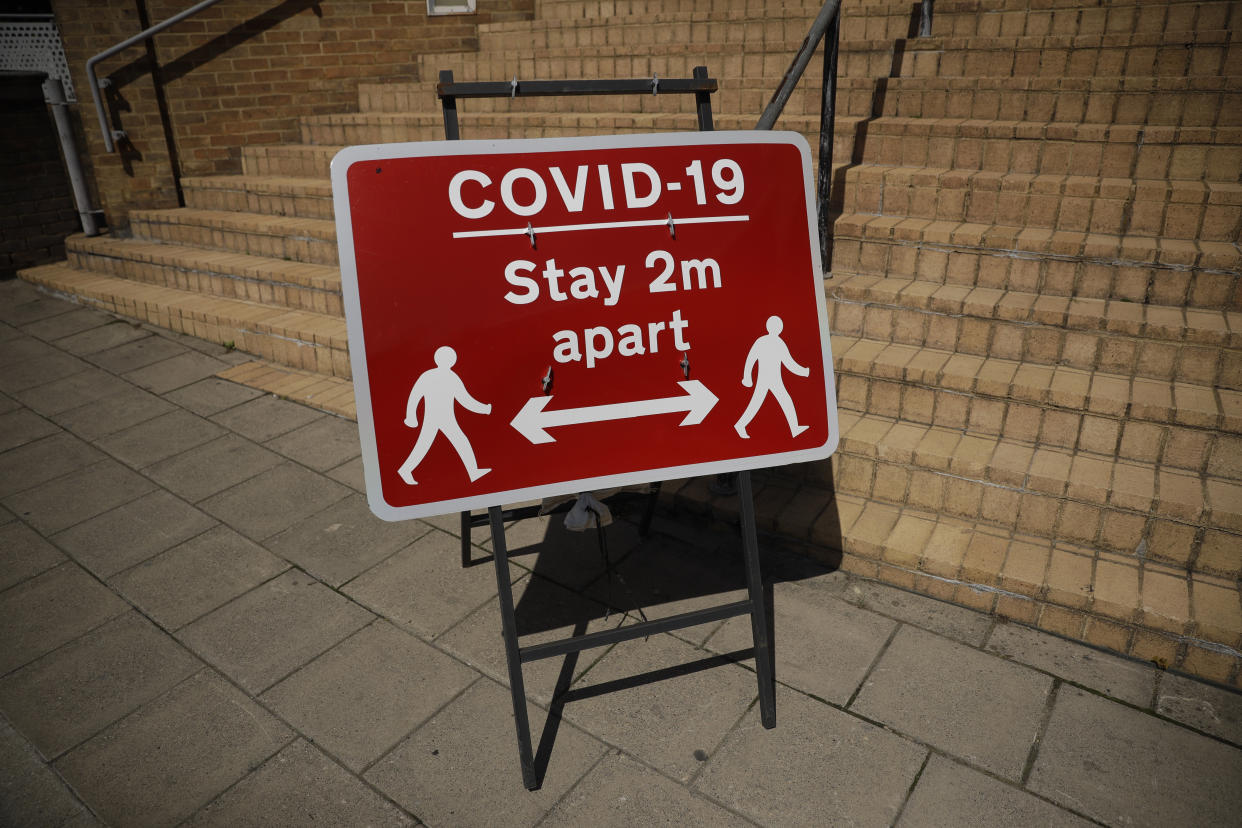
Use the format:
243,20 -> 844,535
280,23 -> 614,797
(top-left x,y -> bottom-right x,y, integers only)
466,504 -> 544,528
438,77 -> 716,100
519,599 -> 753,663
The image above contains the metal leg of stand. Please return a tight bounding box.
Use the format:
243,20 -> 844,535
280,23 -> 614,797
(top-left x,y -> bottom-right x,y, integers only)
737,471 -> 776,728
488,506 -> 539,790
460,511 -> 471,567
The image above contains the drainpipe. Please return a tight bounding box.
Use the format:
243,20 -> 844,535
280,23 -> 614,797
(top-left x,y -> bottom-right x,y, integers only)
43,76 -> 101,237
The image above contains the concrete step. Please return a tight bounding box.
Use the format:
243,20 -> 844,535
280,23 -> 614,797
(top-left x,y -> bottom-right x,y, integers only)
241,144 -> 345,179
836,167 -> 1242,242
855,30 -> 1242,81
838,74 -> 1242,130
535,0 -> 1240,41
828,211 -> 1242,312
127,208 -> 339,267
667,477 -> 1241,660
828,275 -> 1242,390
182,175 -> 334,221
847,117 -> 1242,182
815,408 -> 1242,567
18,263 -> 349,377
64,234 -> 343,316
295,109 -> 837,150
828,330 -> 1242,456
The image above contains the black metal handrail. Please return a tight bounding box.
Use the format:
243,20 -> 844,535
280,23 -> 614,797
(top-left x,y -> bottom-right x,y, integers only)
756,0 -> 934,264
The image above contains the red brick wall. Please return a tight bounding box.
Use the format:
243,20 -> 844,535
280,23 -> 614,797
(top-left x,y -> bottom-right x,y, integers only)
52,0 -> 532,225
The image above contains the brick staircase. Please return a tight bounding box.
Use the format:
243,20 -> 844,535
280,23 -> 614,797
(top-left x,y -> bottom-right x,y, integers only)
20,0 -> 1242,687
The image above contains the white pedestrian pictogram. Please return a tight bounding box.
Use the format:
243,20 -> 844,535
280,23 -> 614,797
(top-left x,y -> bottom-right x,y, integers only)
397,346 -> 492,485
734,315 -> 810,439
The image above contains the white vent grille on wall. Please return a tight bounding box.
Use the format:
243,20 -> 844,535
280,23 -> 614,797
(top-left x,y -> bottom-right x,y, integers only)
0,15 -> 76,101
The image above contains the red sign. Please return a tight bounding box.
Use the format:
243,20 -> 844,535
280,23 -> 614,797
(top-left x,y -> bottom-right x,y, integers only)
332,132 -> 838,520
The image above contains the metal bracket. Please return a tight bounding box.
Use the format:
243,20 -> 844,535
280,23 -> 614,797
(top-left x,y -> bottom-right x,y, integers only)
510,76 -> 519,98
651,72 -> 659,95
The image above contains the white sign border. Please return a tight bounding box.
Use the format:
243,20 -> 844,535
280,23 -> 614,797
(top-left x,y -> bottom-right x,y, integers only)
331,130 -> 840,522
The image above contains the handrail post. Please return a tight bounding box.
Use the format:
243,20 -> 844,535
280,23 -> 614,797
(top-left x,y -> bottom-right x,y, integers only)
817,12 -> 840,269
44,77 -> 101,236
920,0 -> 934,37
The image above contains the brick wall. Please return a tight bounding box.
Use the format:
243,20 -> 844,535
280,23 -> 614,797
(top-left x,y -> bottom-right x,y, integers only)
52,0 -> 532,225
0,72 -> 81,278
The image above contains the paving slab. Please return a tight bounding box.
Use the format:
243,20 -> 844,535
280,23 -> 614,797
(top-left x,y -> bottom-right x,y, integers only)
11,367 -> 133,416
95,408 -> 226,469
581,532 -> 747,645
54,319 -> 151,356
365,678 -> 606,828
0,390 -> 18,414
986,620 -> 1157,708
261,621 -> 477,772
19,307 -> 113,342
897,754 -> 1093,827
121,349 -> 229,395
54,670 -> 293,827
3,457 -> 156,534
0,718 -> 94,827
144,433 -> 284,502
0,562 -> 129,674
199,460 -> 351,541
0,521 -> 65,592
706,579 -> 897,704
837,577 -> 999,647
542,750 -> 752,828
264,413 -> 362,471
184,739 -> 415,827
0,432 -> 106,498
560,632 -> 758,783
0,292 -> 77,327
695,685 -> 927,827
0,408 -> 60,452
110,524 -> 289,630
163,376 -> 264,417
264,493 -> 426,587
208,394 -> 325,442
52,488 -> 217,578
343,527 -> 518,639
178,569 -> 374,693
437,572 -> 623,705
84,334 -> 187,374
326,454 -> 365,491
851,625 -> 1053,781
50,385 -> 174,440
1156,672 -> 1242,746
1029,685 -> 1242,827
0,611 -> 201,758
0,347 -> 88,393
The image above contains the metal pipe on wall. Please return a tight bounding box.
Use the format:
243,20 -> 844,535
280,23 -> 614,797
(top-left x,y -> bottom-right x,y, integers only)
43,76 -> 101,236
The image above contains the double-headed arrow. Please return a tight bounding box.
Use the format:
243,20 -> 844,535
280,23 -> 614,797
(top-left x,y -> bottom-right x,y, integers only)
510,380 -> 718,444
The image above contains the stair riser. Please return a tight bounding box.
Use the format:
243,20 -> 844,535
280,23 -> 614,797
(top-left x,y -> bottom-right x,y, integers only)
832,364 -> 1239,459
841,83 -> 1239,130
829,234 -> 1241,311
129,216 -> 338,267
241,147 -> 340,179
838,179 -> 1242,243
852,126 -> 1242,183
829,299 -> 1240,391
535,0 -> 1240,39
65,246 -> 343,317
20,270 -> 351,379
183,185 -> 335,221
867,41 -> 1242,83
819,448 -> 1237,566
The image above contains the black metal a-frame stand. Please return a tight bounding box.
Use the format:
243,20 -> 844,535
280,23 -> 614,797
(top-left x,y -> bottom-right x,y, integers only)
436,67 -> 776,791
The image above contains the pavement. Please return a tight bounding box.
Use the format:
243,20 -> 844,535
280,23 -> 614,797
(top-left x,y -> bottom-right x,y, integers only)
1,275 -> 1241,828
